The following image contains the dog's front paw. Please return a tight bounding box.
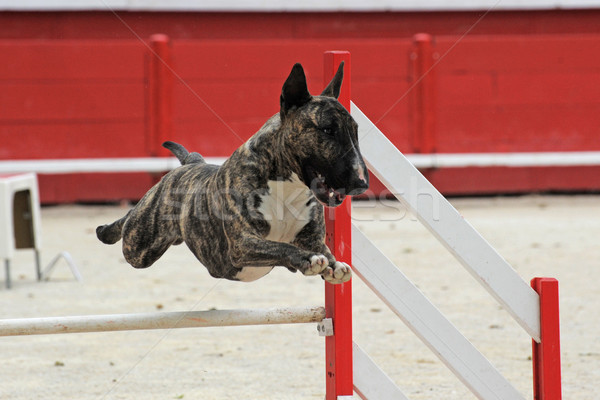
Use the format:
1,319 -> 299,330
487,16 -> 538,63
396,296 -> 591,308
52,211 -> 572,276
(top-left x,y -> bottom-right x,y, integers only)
302,254 -> 329,276
322,261 -> 352,284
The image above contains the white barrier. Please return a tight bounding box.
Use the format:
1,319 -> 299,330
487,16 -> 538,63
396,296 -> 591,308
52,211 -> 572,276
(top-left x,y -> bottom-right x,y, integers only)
349,101 -> 561,400
1,152 -> 598,175
352,102 -> 541,341
0,157 -> 227,174
0,306 -> 326,337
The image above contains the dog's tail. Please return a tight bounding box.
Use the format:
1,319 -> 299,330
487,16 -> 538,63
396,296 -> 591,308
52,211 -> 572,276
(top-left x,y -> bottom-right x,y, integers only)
162,141 -> 205,165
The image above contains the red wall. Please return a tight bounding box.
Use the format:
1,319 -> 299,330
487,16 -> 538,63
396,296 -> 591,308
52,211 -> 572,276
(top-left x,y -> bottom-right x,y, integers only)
1,11 -> 600,202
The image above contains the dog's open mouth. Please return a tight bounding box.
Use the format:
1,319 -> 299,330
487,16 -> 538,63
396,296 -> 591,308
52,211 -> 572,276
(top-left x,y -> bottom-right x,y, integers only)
304,166 -> 346,207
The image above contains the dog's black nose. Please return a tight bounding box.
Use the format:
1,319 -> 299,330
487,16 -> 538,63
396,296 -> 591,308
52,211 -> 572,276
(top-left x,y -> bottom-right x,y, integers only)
349,159 -> 369,196
348,176 -> 369,196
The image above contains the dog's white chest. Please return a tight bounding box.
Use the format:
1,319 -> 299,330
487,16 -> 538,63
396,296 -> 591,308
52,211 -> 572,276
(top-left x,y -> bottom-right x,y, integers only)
234,174 -> 314,283
257,173 -> 315,243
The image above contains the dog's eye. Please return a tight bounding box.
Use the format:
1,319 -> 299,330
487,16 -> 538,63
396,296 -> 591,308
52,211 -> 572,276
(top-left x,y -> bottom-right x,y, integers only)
321,127 -> 334,135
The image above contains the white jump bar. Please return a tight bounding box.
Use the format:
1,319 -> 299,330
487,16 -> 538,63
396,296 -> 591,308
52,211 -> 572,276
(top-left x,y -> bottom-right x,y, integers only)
0,306 -> 326,336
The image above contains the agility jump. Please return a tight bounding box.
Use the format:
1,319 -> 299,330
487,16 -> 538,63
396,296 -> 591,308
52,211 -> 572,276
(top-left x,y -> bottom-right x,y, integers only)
0,47 -> 561,400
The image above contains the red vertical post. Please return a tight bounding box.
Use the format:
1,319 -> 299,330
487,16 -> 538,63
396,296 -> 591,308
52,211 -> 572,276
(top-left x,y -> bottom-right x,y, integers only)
411,33 -> 436,154
148,34 -> 173,157
531,277 -> 562,400
324,51 -> 353,400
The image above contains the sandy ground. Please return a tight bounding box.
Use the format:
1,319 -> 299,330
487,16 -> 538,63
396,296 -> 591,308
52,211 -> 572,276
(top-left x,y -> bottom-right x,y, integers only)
0,195 -> 598,399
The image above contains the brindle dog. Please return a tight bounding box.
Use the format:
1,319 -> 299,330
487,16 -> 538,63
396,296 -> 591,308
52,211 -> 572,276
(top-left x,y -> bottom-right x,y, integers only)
96,62 -> 369,284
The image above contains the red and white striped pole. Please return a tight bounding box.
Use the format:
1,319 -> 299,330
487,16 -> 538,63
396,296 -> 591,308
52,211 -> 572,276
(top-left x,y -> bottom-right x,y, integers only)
324,50 -> 354,400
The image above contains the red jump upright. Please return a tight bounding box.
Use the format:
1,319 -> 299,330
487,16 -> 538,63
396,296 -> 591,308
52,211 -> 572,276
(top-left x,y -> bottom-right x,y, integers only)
324,50 -> 354,400
531,278 -> 562,400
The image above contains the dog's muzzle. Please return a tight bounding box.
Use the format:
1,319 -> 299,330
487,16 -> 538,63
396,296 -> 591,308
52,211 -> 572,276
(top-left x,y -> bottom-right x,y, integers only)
304,165 -> 369,207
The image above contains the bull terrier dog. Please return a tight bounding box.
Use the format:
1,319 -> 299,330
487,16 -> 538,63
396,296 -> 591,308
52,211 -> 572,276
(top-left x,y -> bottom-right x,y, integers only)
96,62 -> 369,284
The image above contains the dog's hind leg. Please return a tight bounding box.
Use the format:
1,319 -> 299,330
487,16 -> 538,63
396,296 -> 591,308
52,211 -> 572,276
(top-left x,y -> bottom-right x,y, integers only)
96,211 -> 131,245
120,212 -> 181,269
122,236 -> 173,269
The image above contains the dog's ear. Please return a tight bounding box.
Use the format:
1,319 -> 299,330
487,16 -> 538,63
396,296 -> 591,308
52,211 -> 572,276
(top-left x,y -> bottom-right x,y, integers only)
280,63 -> 312,119
320,61 -> 344,99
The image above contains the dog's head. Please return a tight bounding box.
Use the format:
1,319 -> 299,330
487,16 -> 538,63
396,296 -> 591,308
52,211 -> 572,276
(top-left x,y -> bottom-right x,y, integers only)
279,62 -> 369,207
